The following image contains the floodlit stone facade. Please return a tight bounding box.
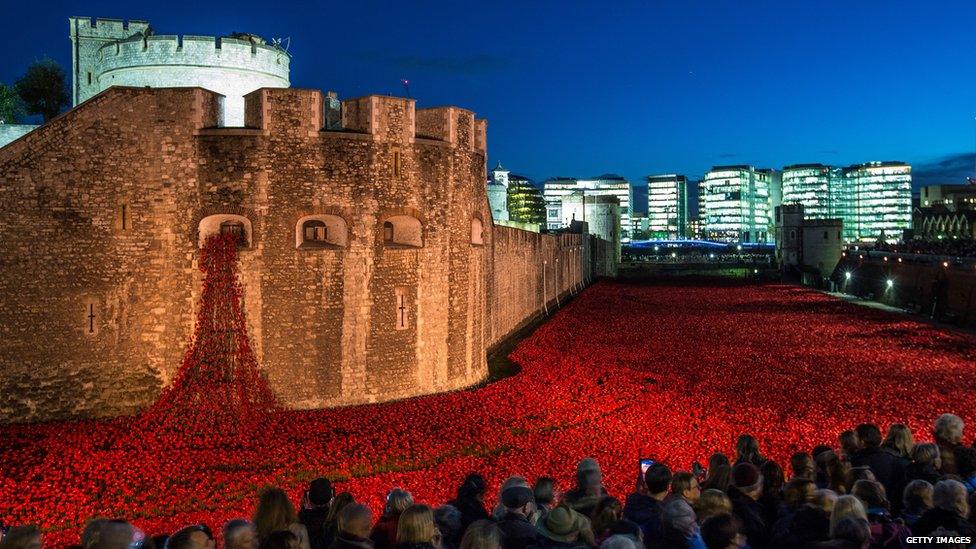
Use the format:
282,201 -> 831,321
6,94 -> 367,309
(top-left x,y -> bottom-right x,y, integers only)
0,86 -> 599,423
70,17 -> 290,126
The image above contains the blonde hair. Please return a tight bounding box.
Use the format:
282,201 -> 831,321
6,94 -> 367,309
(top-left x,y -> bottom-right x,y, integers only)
253,487 -> 298,542
934,414 -> 964,444
882,424 -> 915,458
696,489 -> 732,523
830,495 -> 867,537
397,504 -> 437,544
812,489 -> 839,514
911,443 -> 941,467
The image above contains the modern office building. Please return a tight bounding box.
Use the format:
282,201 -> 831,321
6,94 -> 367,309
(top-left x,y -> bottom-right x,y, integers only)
780,162 -> 911,242
845,161 -> 912,242
543,175 -> 633,241
686,217 -> 705,240
646,174 -> 689,239
782,164 -> 835,219
919,183 -> 976,209
629,212 -> 650,240
700,166 -> 773,243
912,182 -> 976,241
507,174 -> 546,227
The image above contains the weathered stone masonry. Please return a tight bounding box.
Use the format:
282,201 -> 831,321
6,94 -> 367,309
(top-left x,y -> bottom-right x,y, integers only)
0,86 -> 593,423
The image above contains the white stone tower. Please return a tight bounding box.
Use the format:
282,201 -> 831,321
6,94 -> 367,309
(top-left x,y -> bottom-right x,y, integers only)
487,161 -> 510,222
69,17 -> 290,126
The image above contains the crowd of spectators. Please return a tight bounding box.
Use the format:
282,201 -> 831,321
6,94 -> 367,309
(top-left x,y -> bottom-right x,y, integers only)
2,415 -> 976,549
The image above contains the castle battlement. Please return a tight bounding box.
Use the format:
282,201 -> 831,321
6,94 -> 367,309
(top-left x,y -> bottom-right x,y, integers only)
242,88 -> 486,153
96,34 -> 290,79
69,16 -> 150,39
71,16 -> 290,126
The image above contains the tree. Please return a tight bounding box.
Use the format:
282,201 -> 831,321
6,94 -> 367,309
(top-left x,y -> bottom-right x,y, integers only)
0,84 -> 26,124
15,58 -> 70,122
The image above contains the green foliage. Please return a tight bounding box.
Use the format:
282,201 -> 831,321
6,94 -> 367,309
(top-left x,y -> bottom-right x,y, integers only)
15,58 -> 70,122
0,84 -> 27,124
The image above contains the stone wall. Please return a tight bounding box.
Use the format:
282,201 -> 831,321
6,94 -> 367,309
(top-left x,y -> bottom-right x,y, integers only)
71,17 -> 290,126
0,86 -> 610,424
488,226 -> 589,347
833,254 -> 976,327
0,86 -> 489,422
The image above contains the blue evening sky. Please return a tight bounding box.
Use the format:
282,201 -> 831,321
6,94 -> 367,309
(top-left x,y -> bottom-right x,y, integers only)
1,0 -> 974,198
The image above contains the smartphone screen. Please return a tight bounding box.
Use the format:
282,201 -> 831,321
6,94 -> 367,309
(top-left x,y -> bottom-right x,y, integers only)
639,458 -> 655,476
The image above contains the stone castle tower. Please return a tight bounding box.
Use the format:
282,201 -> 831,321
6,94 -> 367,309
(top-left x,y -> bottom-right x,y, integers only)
69,17 -> 290,126
488,161 -> 510,222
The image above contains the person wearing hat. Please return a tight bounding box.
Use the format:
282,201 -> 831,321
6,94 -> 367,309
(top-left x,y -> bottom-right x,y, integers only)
300,478 -> 335,549
727,463 -> 768,549
532,504 -> 589,549
497,486 -> 541,549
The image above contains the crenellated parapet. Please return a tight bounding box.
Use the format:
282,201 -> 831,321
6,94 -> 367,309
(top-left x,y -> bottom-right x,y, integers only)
69,16 -> 150,40
70,16 -> 290,127
96,35 -> 290,81
242,88 -> 487,153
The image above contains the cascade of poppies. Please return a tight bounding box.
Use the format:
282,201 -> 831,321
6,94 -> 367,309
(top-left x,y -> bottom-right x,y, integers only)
144,232 -> 278,436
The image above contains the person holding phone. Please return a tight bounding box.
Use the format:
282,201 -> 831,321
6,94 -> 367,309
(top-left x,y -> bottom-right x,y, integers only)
623,460 -> 672,543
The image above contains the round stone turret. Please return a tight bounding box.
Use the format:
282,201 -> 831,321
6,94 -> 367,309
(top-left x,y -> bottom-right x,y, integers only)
70,17 -> 291,127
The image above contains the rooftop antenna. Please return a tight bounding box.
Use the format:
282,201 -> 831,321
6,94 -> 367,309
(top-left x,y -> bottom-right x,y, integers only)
401,78 -> 412,99
271,37 -> 290,52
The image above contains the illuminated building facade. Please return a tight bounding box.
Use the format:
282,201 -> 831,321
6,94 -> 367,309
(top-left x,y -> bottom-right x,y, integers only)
912,183 -> 976,240
646,174 -> 688,239
781,162 -> 911,242
507,174 -> 546,226
782,164 -> 834,219
543,175 -> 633,241
846,161 -> 912,242
701,165 -> 772,243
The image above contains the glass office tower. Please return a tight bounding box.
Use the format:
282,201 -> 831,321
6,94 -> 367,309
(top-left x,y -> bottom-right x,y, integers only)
847,161 -> 912,241
646,174 -> 688,239
701,166 -> 772,243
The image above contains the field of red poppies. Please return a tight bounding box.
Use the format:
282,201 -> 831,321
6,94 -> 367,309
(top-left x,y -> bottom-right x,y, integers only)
3,277 -> 976,546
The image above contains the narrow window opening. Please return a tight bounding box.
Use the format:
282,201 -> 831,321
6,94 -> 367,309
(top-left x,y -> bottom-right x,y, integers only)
384,221 -> 394,243
220,220 -> 247,247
